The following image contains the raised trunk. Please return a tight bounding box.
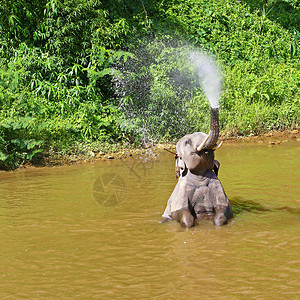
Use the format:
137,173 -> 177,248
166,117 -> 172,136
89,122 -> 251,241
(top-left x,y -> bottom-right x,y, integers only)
204,107 -> 219,150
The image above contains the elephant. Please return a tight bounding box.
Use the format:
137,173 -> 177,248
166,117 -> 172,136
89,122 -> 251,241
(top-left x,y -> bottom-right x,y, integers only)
162,107 -> 232,227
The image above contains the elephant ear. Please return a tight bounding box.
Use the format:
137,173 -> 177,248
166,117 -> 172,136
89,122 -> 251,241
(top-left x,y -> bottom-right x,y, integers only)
213,160 -> 220,176
175,154 -> 187,178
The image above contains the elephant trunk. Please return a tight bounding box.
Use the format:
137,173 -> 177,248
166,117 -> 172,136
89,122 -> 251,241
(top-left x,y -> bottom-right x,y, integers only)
204,107 -> 219,150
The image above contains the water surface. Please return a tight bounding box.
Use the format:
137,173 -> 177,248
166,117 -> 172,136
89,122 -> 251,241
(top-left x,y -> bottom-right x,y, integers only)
0,141 -> 299,299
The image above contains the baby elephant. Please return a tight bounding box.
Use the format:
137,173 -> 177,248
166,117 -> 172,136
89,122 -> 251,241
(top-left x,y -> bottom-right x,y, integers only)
161,108 -> 232,227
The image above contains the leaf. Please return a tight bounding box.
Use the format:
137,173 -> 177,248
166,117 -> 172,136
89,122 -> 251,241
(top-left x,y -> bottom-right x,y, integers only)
249,87 -> 257,96
26,139 -> 43,150
26,149 -> 43,160
89,68 -> 120,78
268,46 -> 274,58
0,151 -> 8,162
262,93 -> 270,101
11,139 -> 25,148
0,121 -> 13,129
290,74 -> 297,81
290,43 -> 296,57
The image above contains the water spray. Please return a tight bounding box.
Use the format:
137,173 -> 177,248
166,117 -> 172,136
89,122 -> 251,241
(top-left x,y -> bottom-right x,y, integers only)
189,51 -> 223,109
114,42 -> 223,144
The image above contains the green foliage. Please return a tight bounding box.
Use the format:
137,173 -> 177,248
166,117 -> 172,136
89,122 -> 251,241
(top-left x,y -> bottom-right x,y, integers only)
220,59 -> 300,135
118,0 -> 299,138
0,0 -> 299,169
0,117 -> 44,170
0,0 -> 47,47
0,0 -> 136,169
117,42 -> 203,141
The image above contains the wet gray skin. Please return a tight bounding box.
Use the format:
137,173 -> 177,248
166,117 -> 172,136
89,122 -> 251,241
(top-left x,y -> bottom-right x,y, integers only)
162,108 -> 232,227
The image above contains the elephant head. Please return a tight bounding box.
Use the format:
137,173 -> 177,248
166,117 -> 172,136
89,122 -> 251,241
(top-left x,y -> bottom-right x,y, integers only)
175,108 -> 221,177
162,107 -> 232,227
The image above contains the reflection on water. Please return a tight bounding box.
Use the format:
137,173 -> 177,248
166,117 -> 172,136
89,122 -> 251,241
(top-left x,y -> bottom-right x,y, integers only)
0,141 -> 299,298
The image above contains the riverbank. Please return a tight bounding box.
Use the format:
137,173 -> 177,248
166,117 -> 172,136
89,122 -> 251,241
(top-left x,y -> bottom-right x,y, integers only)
1,0 -> 299,172
16,129 -> 299,170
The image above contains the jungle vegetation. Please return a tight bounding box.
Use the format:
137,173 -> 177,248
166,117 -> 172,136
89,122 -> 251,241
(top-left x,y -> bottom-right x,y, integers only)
0,0 -> 299,169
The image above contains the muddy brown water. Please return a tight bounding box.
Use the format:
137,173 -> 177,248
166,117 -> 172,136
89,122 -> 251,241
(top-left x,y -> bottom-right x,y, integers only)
0,141 -> 299,299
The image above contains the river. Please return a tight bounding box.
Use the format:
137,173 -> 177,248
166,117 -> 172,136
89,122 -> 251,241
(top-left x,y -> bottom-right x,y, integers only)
0,140 -> 299,299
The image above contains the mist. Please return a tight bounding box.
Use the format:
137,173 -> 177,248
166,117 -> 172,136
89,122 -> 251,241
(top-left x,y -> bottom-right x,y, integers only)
189,51 -> 223,108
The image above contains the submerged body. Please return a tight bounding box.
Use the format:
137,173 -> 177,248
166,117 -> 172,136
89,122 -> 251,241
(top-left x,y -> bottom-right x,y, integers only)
162,168 -> 232,227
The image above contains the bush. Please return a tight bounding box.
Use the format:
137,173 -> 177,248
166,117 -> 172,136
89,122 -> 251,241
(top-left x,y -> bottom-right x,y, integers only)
0,0 -> 299,169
